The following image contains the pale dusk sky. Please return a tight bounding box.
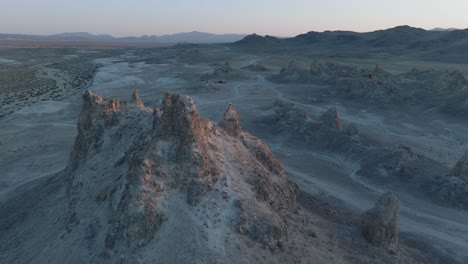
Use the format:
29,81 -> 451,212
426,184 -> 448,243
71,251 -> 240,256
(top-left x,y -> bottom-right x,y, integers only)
1,0 -> 467,37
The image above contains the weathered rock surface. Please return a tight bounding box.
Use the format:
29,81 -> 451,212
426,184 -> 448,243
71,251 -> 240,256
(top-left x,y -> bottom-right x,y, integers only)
271,100 -> 360,150
65,90 -> 299,262
360,192 -> 400,247
402,69 -> 468,95
272,61 -> 399,102
219,103 -> 241,136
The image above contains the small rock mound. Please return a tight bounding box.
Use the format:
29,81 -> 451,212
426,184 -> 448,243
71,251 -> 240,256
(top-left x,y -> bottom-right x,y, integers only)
242,63 -> 268,72
319,107 -> 343,130
360,192 -> 400,247
219,103 -> 241,136
450,151 -> 468,180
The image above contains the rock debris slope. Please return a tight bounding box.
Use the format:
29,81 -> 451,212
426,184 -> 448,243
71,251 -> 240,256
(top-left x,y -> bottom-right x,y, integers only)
65,90 -> 299,262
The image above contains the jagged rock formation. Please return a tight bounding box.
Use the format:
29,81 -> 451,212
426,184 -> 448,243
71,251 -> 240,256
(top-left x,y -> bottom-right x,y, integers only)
272,100 -> 360,150
272,61 -> 399,102
450,151 -> 468,180
219,103 -> 241,136
65,90 -> 299,262
360,192 -> 400,247
269,100 -> 468,211
320,107 -> 343,130
402,69 -> 468,96
202,61 -> 244,81
132,89 -> 145,109
274,61 -> 317,83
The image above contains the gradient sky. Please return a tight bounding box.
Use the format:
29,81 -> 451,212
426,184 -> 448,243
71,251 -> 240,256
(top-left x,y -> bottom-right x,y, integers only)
2,0 -> 467,37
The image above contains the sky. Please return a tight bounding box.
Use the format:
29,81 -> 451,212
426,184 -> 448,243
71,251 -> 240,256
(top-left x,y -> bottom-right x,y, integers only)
1,0 -> 468,37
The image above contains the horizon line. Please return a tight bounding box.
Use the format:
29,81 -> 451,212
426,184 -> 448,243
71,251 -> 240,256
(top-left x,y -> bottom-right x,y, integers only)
0,25 -> 466,39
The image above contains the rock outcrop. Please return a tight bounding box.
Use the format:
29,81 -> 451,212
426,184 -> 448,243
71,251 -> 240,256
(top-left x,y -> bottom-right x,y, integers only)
271,100 -> 360,150
360,192 -> 400,247
450,151 -> 468,181
132,89 -> 145,108
320,107 -> 343,130
219,103 -> 241,136
242,63 -> 268,72
402,69 -> 468,95
272,61 -> 399,103
203,61 -> 245,81
214,61 -> 232,76
65,90 -> 298,262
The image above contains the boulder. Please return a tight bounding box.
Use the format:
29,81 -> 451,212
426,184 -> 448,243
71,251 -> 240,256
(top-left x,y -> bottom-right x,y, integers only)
360,192 -> 400,247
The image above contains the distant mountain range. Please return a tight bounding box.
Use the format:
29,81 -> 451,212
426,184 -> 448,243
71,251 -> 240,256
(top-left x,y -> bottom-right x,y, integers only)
430,27 -> 460,32
232,25 -> 468,63
0,31 -> 247,44
234,25 -> 468,49
1,26 -> 467,45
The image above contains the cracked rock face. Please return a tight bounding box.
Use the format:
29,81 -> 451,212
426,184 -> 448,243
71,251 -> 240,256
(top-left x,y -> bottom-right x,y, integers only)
65,90 -> 298,261
360,192 -> 400,247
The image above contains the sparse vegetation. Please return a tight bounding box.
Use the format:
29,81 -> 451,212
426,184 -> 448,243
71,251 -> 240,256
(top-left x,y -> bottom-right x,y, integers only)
48,58 -> 98,89
0,54 -> 100,119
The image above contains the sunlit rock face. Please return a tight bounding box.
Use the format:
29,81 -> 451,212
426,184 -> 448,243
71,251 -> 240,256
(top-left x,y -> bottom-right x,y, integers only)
65,90 -> 299,261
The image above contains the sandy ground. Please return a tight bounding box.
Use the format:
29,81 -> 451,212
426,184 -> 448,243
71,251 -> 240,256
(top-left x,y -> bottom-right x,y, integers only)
1,45 -> 468,263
